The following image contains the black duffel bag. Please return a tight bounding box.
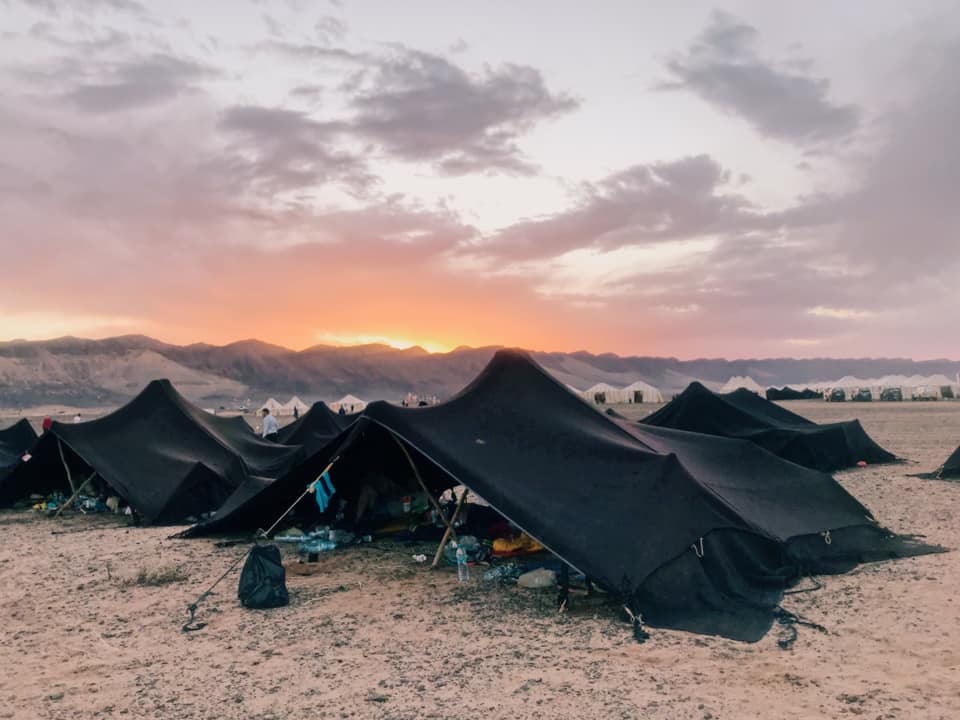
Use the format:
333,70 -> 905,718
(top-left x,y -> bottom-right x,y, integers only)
238,544 -> 289,609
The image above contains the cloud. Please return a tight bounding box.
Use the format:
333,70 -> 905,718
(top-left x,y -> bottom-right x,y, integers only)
15,0 -> 145,15
662,11 -> 859,145
218,105 -> 372,196
314,15 -> 346,44
344,47 -> 578,174
255,41 -> 577,176
256,40 -> 368,64
833,42 -> 960,276
807,306 -> 874,320
785,338 -> 823,347
477,155 -> 764,260
64,54 -> 218,113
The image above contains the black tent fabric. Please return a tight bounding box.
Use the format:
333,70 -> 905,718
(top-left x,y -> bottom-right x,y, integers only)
0,380 -> 304,523
641,382 -> 896,471
0,419 -> 37,482
276,402 -> 352,454
183,350 -> 938,641
766,387 -> 823,401
935,445 -> 960,479
180,418 -> 457,538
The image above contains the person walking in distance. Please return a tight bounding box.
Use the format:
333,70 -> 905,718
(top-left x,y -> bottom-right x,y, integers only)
261,408 -> 279,442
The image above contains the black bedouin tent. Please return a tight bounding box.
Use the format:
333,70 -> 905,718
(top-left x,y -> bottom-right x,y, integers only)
276,401 -> 353,454
0,419 -> 38,482
641,382 -> 895,471
183,350 -> 937,641
0,380 -> 304,523
766,387 -> 822,401
933,445 -> 960,479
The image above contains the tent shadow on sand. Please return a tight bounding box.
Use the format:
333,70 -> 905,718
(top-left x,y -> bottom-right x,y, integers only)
182,350 -> 944,643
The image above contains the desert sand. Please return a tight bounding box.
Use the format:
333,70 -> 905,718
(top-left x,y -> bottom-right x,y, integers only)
1,400 -> 958,719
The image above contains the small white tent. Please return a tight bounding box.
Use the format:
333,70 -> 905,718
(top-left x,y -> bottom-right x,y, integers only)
259,397 -> 284,414
623,380 -> 664,403
719,376 -> 764,394
282,396 -> 310,416
331,394 -> 367,413
583,382 -> 631,405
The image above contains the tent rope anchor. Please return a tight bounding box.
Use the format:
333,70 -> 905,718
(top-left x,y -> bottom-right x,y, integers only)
691,537 -> 705,558
622,605 -> 650,643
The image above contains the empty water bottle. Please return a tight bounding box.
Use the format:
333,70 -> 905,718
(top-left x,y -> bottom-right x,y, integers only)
455,542 -> 469,582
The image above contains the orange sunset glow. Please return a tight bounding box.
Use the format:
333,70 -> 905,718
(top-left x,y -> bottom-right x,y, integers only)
0,1 -> 958,360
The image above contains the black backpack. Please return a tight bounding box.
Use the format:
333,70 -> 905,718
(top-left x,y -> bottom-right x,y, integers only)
238,544 -> 289,609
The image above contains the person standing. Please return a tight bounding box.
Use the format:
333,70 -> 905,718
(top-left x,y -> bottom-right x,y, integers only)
41,416 -> 53,433
293,404 -> 300,420
261,408 -> 279,442
73,413 -> 82,424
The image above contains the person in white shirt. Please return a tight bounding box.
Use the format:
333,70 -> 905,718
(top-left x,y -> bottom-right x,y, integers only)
73,413 -> 82,424
261,408 -> 279,441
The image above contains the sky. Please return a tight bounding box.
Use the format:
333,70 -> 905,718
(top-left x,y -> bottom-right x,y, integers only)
1,0 -> 959,358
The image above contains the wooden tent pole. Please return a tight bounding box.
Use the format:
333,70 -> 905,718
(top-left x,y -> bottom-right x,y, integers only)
54,471 -> 97,518
431,487 -> 468,569
57,438 -> 76,494
389,434 -> 453,533
385,432 -> 471,569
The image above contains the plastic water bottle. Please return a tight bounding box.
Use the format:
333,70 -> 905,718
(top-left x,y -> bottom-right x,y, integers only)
301,538 -> 337,553
455,542 -> 469,582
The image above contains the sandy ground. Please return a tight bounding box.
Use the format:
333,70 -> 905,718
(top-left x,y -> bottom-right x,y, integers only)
1,400 -> 959,719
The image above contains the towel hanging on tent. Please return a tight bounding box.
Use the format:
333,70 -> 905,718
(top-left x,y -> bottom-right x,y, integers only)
310,470 -> 336,512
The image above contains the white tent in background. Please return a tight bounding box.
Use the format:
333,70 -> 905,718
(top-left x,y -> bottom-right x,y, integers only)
583,382 -> 631,405
623,380 -> 664,403
282,396 -> 310,416
719,376 -> 764,394
259,397 -> 284,414
331,394 -> 367,413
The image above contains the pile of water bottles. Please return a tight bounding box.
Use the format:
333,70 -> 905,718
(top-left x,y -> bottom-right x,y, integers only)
274,526 -> 372,555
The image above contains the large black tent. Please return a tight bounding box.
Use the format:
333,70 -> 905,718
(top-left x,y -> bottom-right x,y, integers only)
0,380 -> 304,523
0,419 -> 37,482
276,401 -> 353,454
641,382 -> 895,471
766,387 -> 823,401
184,350 -> 936,641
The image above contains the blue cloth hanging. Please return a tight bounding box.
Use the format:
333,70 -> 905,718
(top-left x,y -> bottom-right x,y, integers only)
311,470 -> 336,512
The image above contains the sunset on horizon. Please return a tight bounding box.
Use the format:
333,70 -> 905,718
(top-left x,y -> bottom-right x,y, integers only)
3,1 -> 959,359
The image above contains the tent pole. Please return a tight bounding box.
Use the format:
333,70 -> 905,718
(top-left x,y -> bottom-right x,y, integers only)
386,432 -> 471,569
54,471 -> 97,518
261,456 -> 339,539
389,433 -> 455,535
57,438 -> 76,494
431,487 -> 468,569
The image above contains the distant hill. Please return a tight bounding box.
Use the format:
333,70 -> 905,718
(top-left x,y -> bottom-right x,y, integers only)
0,335 -> 958,408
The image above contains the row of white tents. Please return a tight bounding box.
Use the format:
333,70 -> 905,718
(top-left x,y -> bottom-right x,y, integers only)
720,373 -> 960,400
259,394 -> 368,415
573,381 -> 665,405
257,370 -> 960,414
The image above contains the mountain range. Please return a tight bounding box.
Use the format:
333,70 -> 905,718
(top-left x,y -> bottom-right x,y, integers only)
1,335 -> 958,408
